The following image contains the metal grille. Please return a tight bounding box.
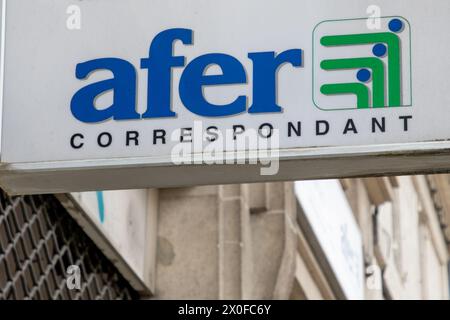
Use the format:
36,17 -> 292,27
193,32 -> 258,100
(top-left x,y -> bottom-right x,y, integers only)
0,190 -> 138,300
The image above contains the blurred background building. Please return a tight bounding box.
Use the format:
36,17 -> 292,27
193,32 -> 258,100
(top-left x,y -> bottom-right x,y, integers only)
1,175 -> 449,300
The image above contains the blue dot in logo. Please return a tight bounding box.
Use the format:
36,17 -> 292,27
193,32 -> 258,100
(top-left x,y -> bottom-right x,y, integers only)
389,18 -> 404,33
373,43 -> 387,57
357,69 -> 371,82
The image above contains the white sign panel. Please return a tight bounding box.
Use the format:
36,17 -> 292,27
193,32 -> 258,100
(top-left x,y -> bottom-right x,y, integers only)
57,189 -> 155,293
72,191 -> 147,277
295,180 -> 364,300
1,0 -> 450,194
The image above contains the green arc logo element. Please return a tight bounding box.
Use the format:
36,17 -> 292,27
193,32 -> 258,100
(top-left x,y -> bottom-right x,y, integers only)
321,83 -> 369,109
321,58 -> 385,108
320,31 -> 401,108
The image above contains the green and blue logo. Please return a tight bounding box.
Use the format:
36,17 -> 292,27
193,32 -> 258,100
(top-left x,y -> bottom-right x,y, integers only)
313,17 -> 411,110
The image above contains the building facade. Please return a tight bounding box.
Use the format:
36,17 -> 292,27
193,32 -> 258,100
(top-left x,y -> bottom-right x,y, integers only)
2,175 -> 448,300
152,176 -> 450,300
